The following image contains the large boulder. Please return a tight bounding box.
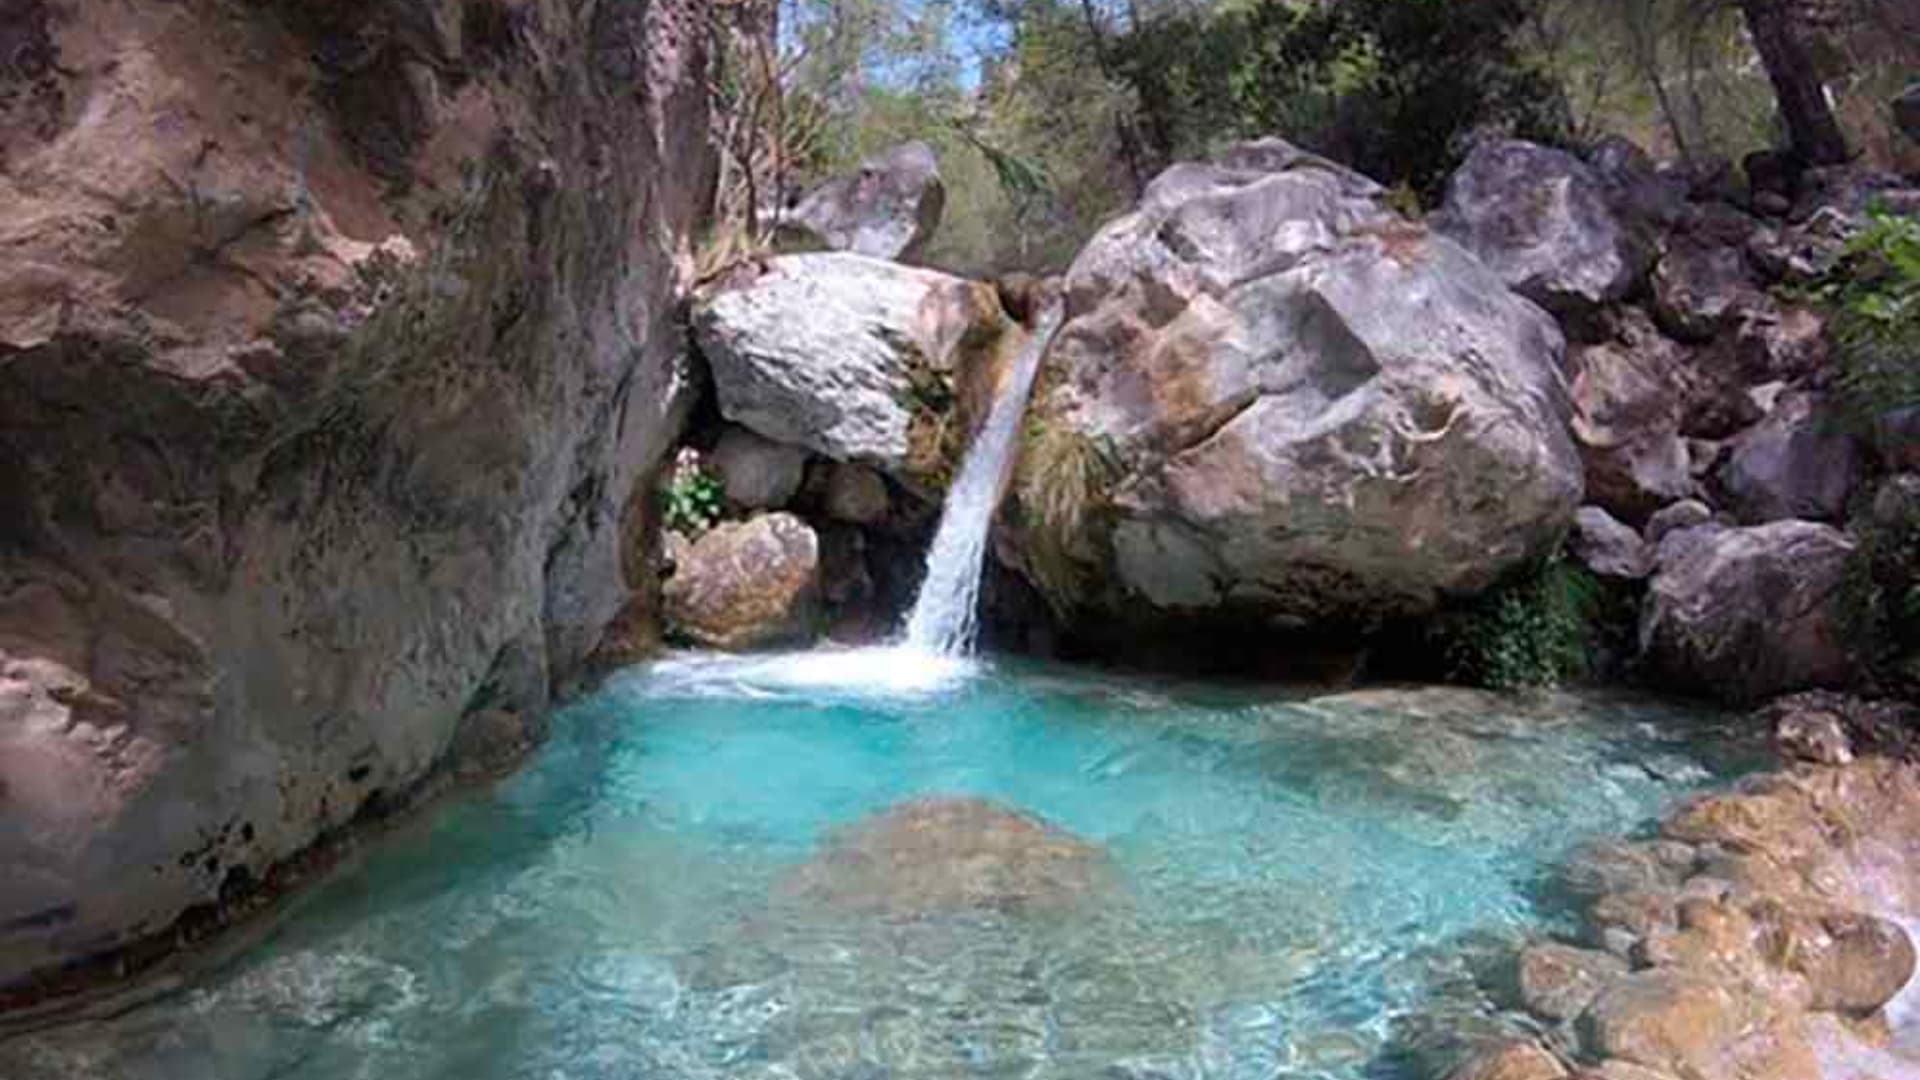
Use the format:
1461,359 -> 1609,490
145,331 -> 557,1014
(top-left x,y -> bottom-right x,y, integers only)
781,141 -> 945,262
1576,971 -> 1740,1077
1027,141 -> 1582,630
1651,237 -> 1767,343
693,253 -> 1014,479
1567,310 -> 1698,523
663,513 -> 820,650
1433,139 -> 1640,313
0,0 -> 712,1000
778,796 -> 1109,916
1715,391 -> 1865,524
1639,522 -> 1856,703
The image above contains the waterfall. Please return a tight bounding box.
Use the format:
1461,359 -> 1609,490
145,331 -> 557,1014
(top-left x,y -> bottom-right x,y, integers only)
902,302 -> 1064,656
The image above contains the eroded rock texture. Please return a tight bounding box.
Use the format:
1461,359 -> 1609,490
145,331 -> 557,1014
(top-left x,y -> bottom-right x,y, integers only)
0,0 -> 713,999
1024,140 -> 1582,633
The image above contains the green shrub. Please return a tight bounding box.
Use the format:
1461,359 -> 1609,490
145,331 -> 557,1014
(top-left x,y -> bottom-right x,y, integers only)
662,451 -> 725,536
1810,204 -> 1920,431
1429,555 -> 1604,690
1839,486 -> 1920,698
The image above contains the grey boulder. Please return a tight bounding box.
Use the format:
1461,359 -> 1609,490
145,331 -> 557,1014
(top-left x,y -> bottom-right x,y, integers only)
693,252 -> 1011,475
1715,390 -> 1865,524
710,426 -> 808,509
1569,506 -> 1652,580
1433,138 -> 1640,313
1640,521 -> 1856,703
1034,140 -> 1583,626
781,141 -> 945,262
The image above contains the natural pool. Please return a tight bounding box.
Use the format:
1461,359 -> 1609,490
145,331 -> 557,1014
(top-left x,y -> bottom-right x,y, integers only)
0,651 -> 1769,1080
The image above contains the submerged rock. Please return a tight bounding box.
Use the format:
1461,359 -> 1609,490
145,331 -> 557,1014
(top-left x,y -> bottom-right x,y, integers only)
1433,139 -> 1641,313
693,253 -> 1014,478
664,514 -> 821,650
780,141 -> 945,262
0,0 -> 711,997
1029,139 -> 1581,631
779,796 -> 1109,916
1639,522 -> 1855,703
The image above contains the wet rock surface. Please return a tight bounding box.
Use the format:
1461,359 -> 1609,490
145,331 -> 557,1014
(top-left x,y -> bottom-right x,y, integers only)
0,0 -> 713,1000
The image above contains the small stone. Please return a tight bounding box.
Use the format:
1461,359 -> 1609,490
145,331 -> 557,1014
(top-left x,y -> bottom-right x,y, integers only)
1773,706 -> 1854,766
1643,500 -> 1712,544
1571,1061 -> 1681,1080
1569,506 -> 1651,580
1576,970 -> 1739,1075
1446,1040 -> 1569,1080
824,463 -> 889,525
709,426 -> 808,510
1757,906 -> 1917,1014
1518,942 -> 1629,1022
1590,891 -> 1677,942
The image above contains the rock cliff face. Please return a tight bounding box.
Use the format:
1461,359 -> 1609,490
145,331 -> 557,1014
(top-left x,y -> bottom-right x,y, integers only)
0,0 -> 712,1000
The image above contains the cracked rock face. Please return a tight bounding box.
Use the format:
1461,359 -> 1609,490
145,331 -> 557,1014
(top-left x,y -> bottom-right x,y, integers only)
0,0 -> 712,998
1029,140 -> 1583,629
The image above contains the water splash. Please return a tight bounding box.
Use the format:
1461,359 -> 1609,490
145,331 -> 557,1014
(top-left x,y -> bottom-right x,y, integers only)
903,303 -> 1064,656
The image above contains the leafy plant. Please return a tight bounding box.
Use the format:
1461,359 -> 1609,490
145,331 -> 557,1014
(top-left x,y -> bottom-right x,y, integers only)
662,450 -> 726,536
1809,204 -> 1920,431
1838,483 -> 1920,698
1429,555 -> 1603,690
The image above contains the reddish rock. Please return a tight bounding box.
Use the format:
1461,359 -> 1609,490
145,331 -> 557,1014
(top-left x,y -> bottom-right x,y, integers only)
0,0 -> 715,997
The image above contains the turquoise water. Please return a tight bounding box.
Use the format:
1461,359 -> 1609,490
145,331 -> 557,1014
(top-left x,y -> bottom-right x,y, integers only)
0,652 -> 1763,1080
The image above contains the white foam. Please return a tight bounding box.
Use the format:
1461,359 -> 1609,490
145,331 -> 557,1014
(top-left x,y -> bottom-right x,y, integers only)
640,646 -> 978,698
902,304 -> 1063,657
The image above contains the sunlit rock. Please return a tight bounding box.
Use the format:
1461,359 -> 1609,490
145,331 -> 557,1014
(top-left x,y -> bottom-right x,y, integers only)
1028,139 -> 1581,631
664,513 -> 821,650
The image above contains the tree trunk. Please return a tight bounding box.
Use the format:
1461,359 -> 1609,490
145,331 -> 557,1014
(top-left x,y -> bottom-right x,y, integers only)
1737,0 -> 1848,165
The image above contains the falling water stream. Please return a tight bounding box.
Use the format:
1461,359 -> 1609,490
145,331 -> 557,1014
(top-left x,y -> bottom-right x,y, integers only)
902,303 -> 1064,656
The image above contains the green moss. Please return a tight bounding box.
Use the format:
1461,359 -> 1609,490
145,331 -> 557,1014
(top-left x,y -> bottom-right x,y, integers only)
1803,204 -> 1920,432
1012,414 -> 1117,615
1427,555 -> 1608,691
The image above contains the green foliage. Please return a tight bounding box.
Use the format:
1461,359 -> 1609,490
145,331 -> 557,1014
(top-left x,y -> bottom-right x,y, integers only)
1013,417 -> 1117,613
1812,205 -> 1920,431
1839,487 -> 1920,698
662,455 -> 725,536
1430,556 -> 1603,690
1109,0 -> 1571,196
